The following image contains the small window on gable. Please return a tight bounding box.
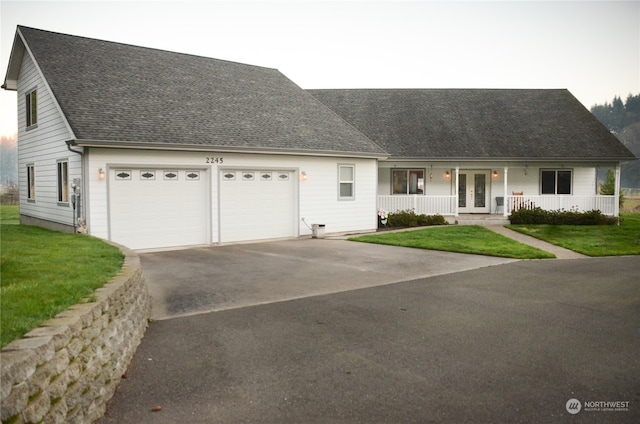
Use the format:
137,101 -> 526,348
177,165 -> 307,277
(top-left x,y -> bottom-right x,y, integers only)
339,164 -> 355,200
27,164 -> 35,200
25,89 -> 37,128
57,160 -> 69,203
541,170 -> 572,195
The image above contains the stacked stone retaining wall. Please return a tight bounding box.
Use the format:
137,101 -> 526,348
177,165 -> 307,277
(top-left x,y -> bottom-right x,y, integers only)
1,245 -> 150,423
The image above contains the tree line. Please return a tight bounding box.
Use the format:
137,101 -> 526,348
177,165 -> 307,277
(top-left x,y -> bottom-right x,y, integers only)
591,93 -> 640,190
591,94 -> 640,134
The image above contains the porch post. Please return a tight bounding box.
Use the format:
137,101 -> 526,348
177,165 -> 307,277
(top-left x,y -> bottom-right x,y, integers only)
503,166 -> 509,217
614,163 -> 621,217
454,166 -> 459,217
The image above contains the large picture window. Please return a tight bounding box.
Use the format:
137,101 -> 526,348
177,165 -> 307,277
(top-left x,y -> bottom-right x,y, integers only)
392,169 -> 424,194
338,164 -> 355,199
25,89 -> 37,128
541,170 -> 572,194
57,160 -> 69,203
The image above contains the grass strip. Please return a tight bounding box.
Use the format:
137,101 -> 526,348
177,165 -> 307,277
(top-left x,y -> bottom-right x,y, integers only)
1,206 -> 124,347
507,213 -> 640,257
350,225 -> 555,259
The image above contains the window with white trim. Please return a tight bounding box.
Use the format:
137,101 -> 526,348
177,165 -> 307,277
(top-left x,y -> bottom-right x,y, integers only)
338,164 -> 355,200
27,164 -> 35,200
25,89 -> 37,128
392,169 -> 424,194
57,160 -> 69,203
540,169 -> 572,195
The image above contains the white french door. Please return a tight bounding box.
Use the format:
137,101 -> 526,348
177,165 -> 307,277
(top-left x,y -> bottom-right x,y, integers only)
458,171 -> 490,213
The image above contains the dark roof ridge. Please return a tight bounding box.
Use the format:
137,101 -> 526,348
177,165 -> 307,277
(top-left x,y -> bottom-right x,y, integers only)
310,87 -> 570,92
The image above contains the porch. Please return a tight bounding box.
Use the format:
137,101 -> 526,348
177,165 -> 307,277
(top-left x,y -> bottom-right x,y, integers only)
377,194 -> 618,218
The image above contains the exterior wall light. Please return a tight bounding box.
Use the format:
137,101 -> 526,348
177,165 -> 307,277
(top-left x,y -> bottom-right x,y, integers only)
98,168 -> 106,180
445,171 -> 450,179
301,171 -> 308,181
492,170 -> 498,179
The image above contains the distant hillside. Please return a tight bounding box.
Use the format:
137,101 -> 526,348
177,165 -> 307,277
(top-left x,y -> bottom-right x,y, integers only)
618,122 -> 640,189
591,94 -> 640,189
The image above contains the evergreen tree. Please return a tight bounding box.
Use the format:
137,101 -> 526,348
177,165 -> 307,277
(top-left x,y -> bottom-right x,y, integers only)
599,168 -> 624,208
611,96 -> 626,132
625,94 -> 640,123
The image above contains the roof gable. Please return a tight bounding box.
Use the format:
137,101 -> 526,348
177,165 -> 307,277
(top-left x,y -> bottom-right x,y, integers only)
308,89 -> 636,161
10,26 -> 386,157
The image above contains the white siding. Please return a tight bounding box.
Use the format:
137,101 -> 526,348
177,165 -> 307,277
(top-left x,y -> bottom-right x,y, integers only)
16,50 -> 77,227
87,149 -> 378,245
298,157 -> 377,235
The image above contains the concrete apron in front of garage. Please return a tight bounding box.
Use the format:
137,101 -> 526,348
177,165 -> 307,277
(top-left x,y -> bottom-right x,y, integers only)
140,238 -> 517,320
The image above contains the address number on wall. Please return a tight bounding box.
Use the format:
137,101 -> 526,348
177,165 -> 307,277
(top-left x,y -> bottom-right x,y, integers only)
205,157 -> 224,164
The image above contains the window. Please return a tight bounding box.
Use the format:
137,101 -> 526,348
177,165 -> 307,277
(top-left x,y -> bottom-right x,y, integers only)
338,165 -> 355,199
27,164 -> 35,200
541,170 -> 572,195
57,160 -> 69,203
392,169 -> 424,194
25,89 -> 37,128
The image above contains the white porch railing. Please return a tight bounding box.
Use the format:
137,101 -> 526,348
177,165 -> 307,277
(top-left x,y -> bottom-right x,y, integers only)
377,195 -> 617,216
377,195 -> 457,216
505,195 -> 616,216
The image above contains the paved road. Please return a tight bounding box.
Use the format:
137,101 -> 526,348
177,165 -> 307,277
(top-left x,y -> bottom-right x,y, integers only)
101,255 -> 640,423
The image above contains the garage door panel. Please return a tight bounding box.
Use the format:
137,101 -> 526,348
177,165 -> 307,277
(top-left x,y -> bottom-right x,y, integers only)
109,169 -> 208,250
220,170 -> 296,243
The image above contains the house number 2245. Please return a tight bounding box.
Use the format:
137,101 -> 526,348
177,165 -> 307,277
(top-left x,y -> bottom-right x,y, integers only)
206,157 -> 224,164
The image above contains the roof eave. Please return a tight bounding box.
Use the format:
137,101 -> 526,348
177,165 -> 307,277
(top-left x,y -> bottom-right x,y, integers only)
2,29 -> 26,91
70,139 -> 389,159
383,156 -> 637,163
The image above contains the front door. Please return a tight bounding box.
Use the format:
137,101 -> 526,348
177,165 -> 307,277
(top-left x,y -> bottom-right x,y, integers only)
458,171 -> 490,213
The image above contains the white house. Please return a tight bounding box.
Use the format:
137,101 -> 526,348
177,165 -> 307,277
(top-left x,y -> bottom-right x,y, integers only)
3,26 -> 636,251
2,26 -> 387,250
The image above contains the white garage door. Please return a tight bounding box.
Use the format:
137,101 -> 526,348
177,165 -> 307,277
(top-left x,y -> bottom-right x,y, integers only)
219,169 -> 297,243
109,168 -> 209,250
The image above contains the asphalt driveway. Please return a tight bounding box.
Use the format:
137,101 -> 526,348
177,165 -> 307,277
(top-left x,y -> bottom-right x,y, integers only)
141,238 -> 516,320
101,241 -> 640,423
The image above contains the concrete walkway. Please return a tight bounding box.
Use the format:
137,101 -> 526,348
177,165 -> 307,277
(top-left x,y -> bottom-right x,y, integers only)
486,225 -> 588,259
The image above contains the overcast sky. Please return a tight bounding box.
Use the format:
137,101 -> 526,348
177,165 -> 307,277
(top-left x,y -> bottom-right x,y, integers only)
1,0 -> 639,137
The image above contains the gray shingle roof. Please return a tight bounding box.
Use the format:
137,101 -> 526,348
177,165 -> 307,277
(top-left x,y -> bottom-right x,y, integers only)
14,26 -> 386,156
308,89 -> 636,161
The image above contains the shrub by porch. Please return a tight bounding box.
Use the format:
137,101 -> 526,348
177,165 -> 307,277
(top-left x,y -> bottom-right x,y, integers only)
509,207 -> 619,225
378,210 -> 448,229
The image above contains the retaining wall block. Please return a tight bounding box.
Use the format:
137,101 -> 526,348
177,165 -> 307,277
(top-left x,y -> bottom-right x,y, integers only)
21,391 -> 50,424
0,243 -> 150,424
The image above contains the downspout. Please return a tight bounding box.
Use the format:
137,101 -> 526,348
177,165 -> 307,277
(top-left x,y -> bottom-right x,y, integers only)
454,166 -> 459,217
66,140 -> 84,233
503,166 -> 509,217
614,163 -> 621,219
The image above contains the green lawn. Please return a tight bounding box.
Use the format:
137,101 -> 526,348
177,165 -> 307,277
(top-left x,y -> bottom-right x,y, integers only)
621,197 -> 640,213
1,205 -> 124,348
350,225 -> 555,259
507,213 -> 640,257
